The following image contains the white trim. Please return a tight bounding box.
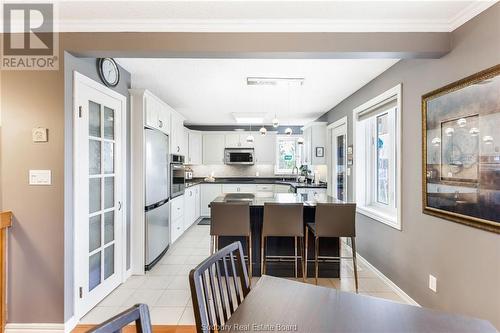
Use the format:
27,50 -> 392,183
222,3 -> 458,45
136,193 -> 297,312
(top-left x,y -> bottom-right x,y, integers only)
326,116 -> 347,130
449,1 -> 497,31
355,253 -> 420,307
73,71 -> 128,319
64,316 -> 78,333
5,323 -> 64,333
327,116 -> 348,199
353,84 -> 402,231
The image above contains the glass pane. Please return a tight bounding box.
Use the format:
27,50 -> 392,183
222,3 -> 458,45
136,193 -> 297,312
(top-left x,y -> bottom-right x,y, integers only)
104,211 -> 114,244
103,142 -> 114,174
89,252 -> 101,291
104,177 -> 114,209
104,107 -> 115,140
89,178 -> 102,213
104,245 -> 115,280
89,101 -> 101,137
377,113 -> 390,205
89,140 -> 101,175
89,215 -> 101,252
336,135 -> 345,201
278,138 -> 297,172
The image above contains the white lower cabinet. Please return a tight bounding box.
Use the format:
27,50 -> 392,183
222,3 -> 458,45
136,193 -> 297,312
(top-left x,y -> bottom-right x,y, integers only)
184,185 -> 201,230
170,195 -> 184,243
201,184 -> 223,217
275,184 -> 292,193
222,184 -> 256,194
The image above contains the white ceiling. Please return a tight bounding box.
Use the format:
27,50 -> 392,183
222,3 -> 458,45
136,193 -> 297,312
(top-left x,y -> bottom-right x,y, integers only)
116,58 -> 399,125
48,0 -> 496,32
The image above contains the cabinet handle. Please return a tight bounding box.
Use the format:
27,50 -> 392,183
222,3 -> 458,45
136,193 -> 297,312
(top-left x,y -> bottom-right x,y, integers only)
158,120 -> 163,128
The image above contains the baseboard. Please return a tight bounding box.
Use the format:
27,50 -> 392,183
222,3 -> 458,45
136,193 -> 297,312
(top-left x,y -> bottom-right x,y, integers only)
356,253 -> 420,307
64,316 -> 79,333
5,323 -> 65,333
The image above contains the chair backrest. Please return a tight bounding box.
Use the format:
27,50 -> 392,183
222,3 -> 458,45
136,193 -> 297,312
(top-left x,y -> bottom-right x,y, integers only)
210,202 -> 250,236
189,241 -> 250,333
262,203 -> 304,237
86,304 -> 152,333
315,203 -> 356,237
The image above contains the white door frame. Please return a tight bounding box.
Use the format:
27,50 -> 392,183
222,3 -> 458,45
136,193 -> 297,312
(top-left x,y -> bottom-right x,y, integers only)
73,71 -> 128,319
327,117 -> 348,200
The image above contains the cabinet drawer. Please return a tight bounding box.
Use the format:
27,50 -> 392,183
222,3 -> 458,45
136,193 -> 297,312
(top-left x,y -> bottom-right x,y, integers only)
171,196 -> 184,221
256,184 -> 274,192
171,217 -> 184,243
222,184 -> 256,193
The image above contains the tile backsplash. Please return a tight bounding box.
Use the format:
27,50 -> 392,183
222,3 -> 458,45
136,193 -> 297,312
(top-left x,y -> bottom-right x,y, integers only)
190,164 -> 328,182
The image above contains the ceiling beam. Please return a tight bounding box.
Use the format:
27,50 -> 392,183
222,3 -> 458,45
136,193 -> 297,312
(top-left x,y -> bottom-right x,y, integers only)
63,32 -> 451,59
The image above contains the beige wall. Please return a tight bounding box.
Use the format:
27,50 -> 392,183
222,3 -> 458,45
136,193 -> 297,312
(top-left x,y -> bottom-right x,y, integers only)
0,25 -> 485,325
319,4 -> 500,328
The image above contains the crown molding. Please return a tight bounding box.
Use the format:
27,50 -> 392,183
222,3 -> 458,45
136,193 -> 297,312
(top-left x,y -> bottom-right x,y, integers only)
448,0 -> 497,31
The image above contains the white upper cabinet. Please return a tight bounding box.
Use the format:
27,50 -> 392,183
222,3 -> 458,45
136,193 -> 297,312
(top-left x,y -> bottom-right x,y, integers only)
225,133 -> 254,148
254,132 -> 276,164
170,111 -> 186,156
302,122 -> 327,165
203,133 -> 225,165
143,91 -> 171,134
187,130 -> 202,165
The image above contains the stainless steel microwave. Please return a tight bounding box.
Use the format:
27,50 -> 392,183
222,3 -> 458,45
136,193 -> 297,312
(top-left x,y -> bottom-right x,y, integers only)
224,148 -> 255,165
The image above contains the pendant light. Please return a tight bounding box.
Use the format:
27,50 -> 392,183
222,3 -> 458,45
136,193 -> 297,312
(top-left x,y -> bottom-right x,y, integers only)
297,136 -> 304,145
259,126 -> 267,136
284,82 -> 293,136
272,113 -> 279,128
246,124 -> 255,143
285,127 -> 293,136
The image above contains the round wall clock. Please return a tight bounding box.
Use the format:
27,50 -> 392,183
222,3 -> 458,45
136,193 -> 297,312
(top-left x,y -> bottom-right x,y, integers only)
97,58 -> 120,87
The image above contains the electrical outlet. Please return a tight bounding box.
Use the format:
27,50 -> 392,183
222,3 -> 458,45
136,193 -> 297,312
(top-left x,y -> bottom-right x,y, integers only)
429,274 -> 437,293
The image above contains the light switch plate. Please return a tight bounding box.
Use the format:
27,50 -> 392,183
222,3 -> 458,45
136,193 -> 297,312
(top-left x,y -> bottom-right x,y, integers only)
29,170 -> 51,185
32,127 -> 48,142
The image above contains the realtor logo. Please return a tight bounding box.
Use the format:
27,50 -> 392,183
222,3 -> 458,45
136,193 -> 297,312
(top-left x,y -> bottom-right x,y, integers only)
2,3 -> 59,70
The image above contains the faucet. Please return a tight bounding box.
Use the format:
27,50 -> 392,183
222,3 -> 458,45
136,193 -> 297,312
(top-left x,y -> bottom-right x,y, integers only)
292,166 -> 299,182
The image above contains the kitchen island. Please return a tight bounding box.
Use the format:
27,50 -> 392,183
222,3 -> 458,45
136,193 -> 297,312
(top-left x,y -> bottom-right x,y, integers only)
211,193 -> 347,278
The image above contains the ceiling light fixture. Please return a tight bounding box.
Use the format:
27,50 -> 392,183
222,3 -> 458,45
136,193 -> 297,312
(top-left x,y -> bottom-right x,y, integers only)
247,77 -> 305,86
259,126 -> 267,136
272,114 -> 279,128
285,127 -> 293,136
233,112 -> 265,124
297,136 -> 304,145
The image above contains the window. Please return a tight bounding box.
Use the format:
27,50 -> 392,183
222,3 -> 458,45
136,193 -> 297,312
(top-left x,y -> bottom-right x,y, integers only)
354,84 -> 401,229
275,136 -> 302,174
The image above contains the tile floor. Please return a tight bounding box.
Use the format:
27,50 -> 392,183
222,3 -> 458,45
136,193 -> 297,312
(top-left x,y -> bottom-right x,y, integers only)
81,224 -> 410,325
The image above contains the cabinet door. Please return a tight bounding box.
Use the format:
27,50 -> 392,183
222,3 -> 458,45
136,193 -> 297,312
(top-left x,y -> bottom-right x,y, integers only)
222,184 -> 239,193
203,134 -> 225,165
157,103 -> 170,134
188,131 -> 202,165
145,97 -> 159,129
225,134 -> 241,148
171,217 -> 183,243
254,132 -> 275,164
184,188 -> 196,230
275,184 -> 292,193
170,112 -> 184,155
194,185 -> 201,220
182,128 -> 189,158
201,184 -> 223,216
304,128 -> 313,164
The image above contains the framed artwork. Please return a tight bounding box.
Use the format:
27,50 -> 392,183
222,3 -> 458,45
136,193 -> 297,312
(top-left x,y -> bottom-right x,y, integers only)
422,64 -> 500,233
315,147 -> 324,157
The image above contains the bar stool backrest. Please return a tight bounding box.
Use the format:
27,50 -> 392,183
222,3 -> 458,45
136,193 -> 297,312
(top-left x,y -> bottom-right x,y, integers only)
210,202 -> 251,236
315,203 -> 356,237
86,304 -> 152,333
263,203 -> 304,237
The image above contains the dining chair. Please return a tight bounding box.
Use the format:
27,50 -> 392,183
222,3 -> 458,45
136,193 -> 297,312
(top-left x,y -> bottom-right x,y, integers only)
85,304 -> 152,333
210,201 -> 252,278
262,203 -> 305,281
305,203 -> 358,292
189,241 -> 251,333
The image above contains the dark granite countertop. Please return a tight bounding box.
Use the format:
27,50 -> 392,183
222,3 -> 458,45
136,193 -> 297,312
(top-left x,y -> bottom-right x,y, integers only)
185,177 -> 327,189
211,193 -> 345,207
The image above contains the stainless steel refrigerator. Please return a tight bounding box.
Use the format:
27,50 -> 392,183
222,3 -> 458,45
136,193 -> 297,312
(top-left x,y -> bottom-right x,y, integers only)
145,128 -> 170,270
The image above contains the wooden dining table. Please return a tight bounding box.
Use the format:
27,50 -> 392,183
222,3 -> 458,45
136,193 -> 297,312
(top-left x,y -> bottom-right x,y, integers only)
224,275 -> 497,333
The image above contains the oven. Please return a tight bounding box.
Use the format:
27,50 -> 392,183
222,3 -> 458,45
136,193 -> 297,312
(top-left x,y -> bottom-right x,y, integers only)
170,154 -> 185,199
224,148 -> 255,165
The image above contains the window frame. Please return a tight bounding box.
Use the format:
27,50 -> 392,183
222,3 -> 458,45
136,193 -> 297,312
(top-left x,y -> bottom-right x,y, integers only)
353,84 -> 402,230
274,135 -> 302,175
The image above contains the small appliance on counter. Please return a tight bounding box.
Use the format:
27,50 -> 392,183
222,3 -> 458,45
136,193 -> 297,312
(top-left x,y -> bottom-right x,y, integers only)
185,167 -> 193,180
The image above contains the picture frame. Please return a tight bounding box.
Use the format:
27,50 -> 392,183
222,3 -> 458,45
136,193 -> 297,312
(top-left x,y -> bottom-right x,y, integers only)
421,64 -> 500,234
315,147 -> 324,157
